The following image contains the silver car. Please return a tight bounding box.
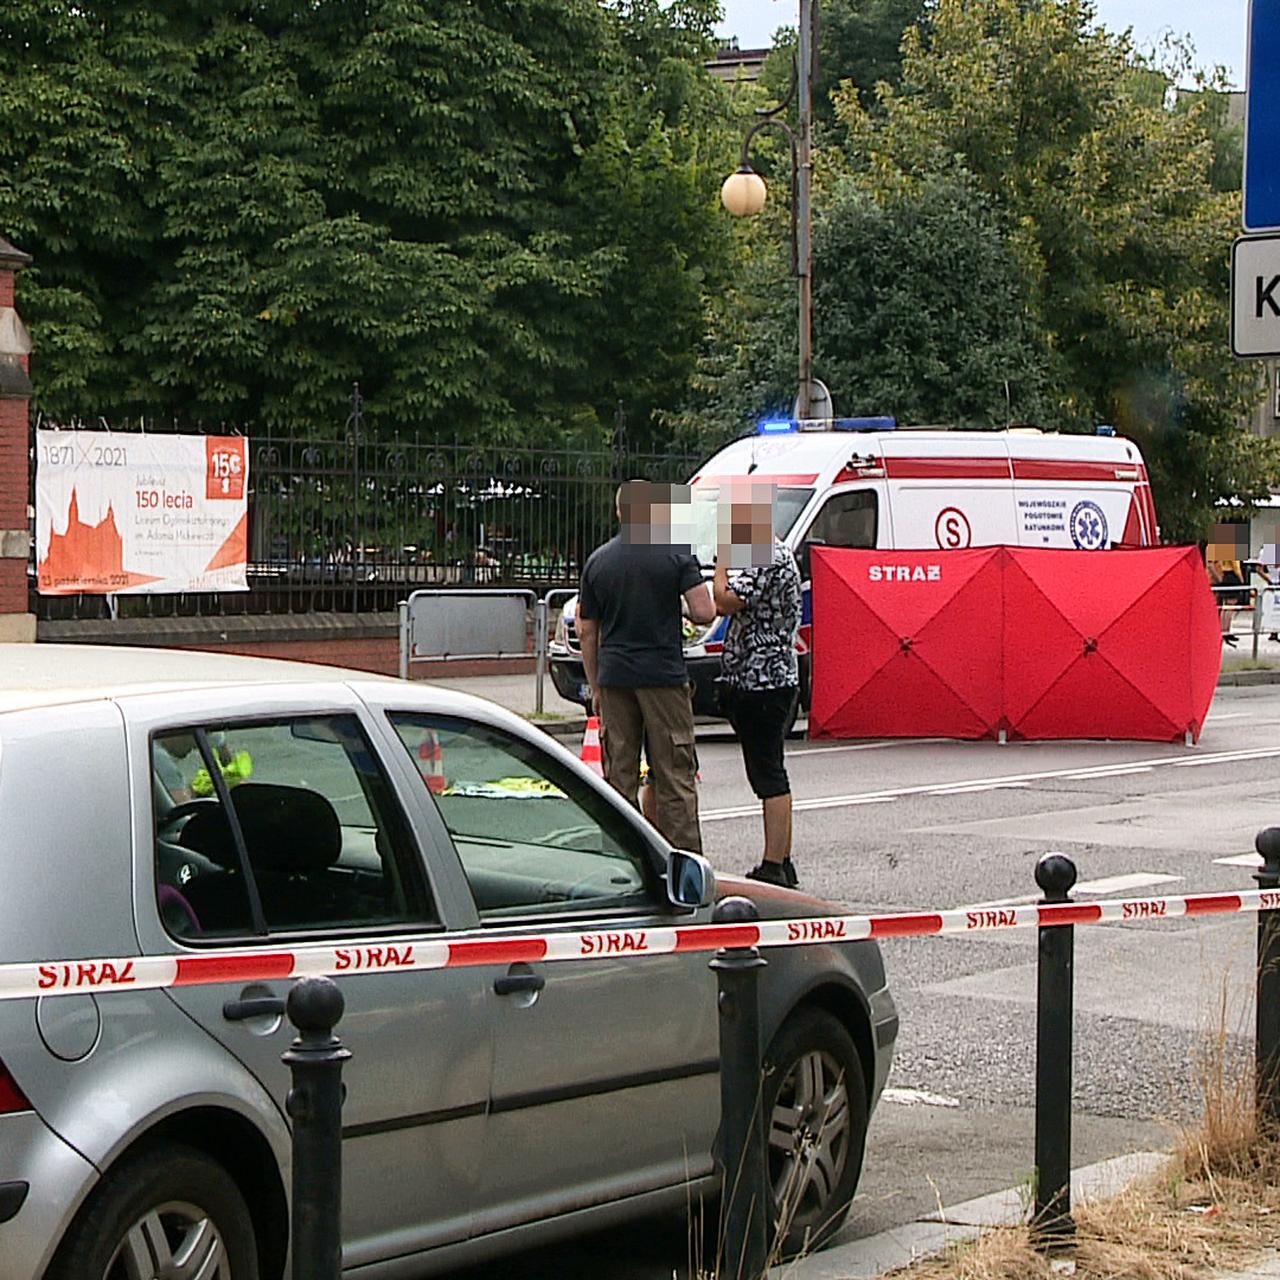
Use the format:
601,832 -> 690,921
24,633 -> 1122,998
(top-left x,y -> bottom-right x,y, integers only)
0,645 -> 897,1279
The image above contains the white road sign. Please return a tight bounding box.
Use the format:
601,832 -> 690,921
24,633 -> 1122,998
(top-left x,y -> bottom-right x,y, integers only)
1232,234 -> 1280,357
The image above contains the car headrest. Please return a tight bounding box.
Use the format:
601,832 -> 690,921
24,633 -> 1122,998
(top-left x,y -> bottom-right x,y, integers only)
178,783 -> 342,874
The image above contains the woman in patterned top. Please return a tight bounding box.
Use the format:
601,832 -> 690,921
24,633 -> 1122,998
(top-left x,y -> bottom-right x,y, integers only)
712,483 -> 803,888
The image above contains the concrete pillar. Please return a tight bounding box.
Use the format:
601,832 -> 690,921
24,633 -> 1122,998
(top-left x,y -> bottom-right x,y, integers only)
0,235 -> 34,643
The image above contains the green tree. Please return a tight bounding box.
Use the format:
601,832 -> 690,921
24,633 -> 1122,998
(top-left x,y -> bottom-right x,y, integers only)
827,0 -> 1276,540
0,0 -> 735,447
680,173 -> 1049,443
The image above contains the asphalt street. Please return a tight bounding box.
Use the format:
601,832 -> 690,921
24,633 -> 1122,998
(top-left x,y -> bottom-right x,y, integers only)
455,683 -> 1280,1279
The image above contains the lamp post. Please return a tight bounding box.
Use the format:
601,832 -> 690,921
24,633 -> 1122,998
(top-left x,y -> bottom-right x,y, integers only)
720,0 -> 820,421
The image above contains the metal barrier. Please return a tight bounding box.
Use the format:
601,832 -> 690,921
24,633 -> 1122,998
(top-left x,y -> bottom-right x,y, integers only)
398,588 -> 536,679
398,585 -> 581,719
535,588 -> 579,715
1212,580 -> 1279,661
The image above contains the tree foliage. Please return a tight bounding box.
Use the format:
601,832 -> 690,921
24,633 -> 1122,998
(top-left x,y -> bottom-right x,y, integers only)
687,0 -> 1278,541
0,0 -> 736,446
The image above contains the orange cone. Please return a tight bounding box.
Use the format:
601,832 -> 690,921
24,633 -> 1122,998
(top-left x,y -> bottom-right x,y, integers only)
418,731 -> 447,794
581,716 -> 604,777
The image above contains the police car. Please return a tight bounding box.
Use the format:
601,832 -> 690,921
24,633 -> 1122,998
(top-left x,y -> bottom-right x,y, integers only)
550,417 -> 1159,717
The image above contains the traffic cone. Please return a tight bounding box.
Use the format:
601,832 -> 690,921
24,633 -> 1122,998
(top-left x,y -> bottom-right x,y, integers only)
581,716 -> 604,777
418,731 -> 447,794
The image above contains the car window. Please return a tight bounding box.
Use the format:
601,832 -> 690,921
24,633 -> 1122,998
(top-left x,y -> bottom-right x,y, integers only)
806,489 -> 878,550
152,715 -> 433,940
389,714 -> 657,920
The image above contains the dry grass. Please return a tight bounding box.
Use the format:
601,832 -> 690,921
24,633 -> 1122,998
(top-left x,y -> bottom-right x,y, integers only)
881,987 -> 1280,1280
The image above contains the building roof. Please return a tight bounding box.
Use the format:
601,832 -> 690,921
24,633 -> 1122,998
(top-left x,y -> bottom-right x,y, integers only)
708,38 -> 769,84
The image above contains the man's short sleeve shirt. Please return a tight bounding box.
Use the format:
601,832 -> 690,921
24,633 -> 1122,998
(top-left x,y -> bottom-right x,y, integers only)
579,537 -> 703,688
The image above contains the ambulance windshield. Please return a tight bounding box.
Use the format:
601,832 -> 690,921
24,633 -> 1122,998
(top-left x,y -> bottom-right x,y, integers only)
687,486 -> 813,567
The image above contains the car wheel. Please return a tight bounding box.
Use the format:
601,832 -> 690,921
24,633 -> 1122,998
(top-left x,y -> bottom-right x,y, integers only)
763,1008 -> 868,1258
46,1144 -> 259,1280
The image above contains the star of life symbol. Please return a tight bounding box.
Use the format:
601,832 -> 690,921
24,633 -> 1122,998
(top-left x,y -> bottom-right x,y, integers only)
1069,501 -> 1108,550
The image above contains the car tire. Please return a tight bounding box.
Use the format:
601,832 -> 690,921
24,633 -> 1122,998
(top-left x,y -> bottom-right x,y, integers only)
763,1008 -> 868,1259
46,1143 -> 259,1280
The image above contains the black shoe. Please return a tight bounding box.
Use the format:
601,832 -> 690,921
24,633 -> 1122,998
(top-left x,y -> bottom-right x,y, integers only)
746,861 -> 790,888
782,858 -> 799,888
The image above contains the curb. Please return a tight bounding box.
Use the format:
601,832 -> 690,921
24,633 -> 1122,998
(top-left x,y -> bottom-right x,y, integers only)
771,1150 -> 1166,1280
1219,668 -> 1280,686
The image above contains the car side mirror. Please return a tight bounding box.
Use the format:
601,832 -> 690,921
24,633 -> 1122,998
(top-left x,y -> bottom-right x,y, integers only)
667,849 -> 715,909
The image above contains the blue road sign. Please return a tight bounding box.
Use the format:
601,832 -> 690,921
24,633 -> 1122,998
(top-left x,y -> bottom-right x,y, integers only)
1247,0 -> 1280,230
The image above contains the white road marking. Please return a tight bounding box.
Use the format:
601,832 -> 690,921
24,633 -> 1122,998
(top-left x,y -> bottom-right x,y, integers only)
1206,712 -> 1253,722
1215,852 -> 1263,868
927,781 -> 1031,796
699,745 -> 1280,823
881,1087 -> 961,1109
961,872 -> 1182,911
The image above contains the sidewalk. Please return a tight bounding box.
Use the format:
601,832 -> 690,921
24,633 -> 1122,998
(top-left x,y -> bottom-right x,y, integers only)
774,1151 -> 1280,1280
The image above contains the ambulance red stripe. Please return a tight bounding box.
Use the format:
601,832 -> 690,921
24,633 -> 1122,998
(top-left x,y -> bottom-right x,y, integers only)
881,457 -> 1012,480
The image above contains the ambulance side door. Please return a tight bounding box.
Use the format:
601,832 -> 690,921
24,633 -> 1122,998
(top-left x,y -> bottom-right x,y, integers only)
796,485 -> 887,683
878,436 -> 1017,549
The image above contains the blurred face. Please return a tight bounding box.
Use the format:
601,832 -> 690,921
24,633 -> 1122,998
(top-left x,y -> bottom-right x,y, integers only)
1207,523 -> 1248,563
620,483 -> 694,551
719,483 -> 775,568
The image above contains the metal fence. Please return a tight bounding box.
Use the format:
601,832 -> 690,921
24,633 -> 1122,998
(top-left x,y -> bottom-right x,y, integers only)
30,420 -> 702,620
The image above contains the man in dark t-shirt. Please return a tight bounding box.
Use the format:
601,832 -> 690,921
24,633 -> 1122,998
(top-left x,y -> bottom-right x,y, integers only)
577,482 -> 715,852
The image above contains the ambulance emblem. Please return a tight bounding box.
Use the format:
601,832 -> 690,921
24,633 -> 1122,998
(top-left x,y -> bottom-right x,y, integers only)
1069,501 -> 1108,550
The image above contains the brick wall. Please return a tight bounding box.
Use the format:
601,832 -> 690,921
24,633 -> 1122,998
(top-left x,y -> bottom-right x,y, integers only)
0,235 -> 32,641
0,396 -> 26,530
39,614 -> 536,679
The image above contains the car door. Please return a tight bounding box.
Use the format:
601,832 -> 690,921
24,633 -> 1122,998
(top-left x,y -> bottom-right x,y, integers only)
126,687 -> 493,1270
381,707 -> 721,1237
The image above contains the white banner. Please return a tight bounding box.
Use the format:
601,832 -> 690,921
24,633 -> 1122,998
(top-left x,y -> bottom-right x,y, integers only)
36,431 -> 249,595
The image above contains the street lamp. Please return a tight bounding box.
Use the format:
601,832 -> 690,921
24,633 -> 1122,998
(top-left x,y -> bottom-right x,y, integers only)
720,0 -> 824,421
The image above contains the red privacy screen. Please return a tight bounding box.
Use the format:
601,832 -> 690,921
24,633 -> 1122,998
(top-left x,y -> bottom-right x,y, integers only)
809,545 -> 1222,743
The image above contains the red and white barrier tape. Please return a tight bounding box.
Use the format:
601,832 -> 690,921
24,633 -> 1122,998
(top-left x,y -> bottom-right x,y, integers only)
7,887 -> 1278,1002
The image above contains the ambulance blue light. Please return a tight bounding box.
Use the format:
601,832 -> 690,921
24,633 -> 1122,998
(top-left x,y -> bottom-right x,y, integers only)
757,419 -> 798,434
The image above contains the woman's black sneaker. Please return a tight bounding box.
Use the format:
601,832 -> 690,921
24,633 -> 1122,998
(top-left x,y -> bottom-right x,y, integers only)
746,861 -> 790,887
782,858 -> 799,888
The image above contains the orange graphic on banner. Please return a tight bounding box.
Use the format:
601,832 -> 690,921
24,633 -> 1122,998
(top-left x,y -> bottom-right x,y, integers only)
38,489 -> 163,595
206,437 -> 246,501
204,512 -> 248,572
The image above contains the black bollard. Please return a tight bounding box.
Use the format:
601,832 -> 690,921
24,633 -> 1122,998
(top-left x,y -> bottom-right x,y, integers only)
1255,828 -> 1280,1128
1033,852 -> 1077,1244
709,896 -> 770,1280
282,977 -> 351,1280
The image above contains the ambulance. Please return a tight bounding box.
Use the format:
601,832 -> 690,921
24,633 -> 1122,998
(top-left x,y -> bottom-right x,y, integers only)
549,418 -> 1159,717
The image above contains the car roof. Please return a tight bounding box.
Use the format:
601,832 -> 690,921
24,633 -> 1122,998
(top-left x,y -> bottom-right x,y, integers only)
0,643 -> 399,713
